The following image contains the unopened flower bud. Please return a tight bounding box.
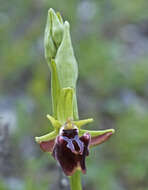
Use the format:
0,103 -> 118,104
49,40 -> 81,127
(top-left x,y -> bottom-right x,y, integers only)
55,21 -> 78,89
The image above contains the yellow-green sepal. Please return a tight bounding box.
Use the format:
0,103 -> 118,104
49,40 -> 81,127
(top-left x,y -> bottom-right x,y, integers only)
35,130 -> 57,143
79,128 -> 115,137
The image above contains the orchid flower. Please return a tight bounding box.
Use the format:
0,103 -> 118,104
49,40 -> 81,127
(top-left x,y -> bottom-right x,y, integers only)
35,115 -> 114,176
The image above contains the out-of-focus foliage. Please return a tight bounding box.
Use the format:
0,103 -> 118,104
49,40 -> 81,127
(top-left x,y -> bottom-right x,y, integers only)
0,0 -> 148,190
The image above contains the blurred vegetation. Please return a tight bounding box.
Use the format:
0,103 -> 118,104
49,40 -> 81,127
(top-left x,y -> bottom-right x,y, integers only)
1,0 -> 148,190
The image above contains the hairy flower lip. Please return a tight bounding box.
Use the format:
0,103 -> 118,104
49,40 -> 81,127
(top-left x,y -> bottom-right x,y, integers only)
52,130 -> 90,176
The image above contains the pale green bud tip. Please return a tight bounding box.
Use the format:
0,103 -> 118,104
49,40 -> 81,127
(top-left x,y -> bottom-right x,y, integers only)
48,8 -> 55,16
35,137 -> 40,143
64,21 -> 70,29
111,129 -> 115,134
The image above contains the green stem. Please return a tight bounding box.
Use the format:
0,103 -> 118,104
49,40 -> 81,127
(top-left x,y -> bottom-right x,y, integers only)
70,170 -> 82,190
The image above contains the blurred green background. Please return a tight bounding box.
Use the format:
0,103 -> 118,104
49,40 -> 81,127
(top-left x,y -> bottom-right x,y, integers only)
1,0 -> 148,190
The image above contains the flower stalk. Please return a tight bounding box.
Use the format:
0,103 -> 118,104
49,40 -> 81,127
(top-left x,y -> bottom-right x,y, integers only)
35,8 -> 115,190
70,171 -> 82,190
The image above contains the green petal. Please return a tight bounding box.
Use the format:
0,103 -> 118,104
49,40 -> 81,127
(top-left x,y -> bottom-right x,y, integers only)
73,118 -> 93,128
46,114 -> 61,129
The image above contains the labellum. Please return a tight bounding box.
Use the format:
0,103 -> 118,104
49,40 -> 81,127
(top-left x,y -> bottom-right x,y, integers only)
52,128 -> 90,176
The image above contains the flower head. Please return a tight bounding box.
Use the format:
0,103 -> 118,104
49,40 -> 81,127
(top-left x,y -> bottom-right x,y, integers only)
35,115 -> 114,176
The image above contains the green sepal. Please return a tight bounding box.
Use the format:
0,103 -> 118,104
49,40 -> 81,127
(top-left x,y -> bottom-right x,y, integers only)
57,88 -> 74,123
79,128 -> 115,137
35,130 -> 57,143
55,21 -> 78,88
